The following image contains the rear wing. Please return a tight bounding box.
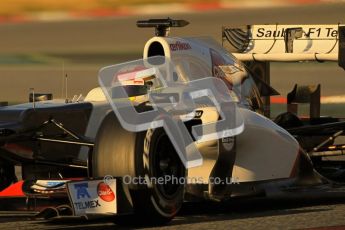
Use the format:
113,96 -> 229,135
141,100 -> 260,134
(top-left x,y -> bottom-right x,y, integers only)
222,24 -> 345,70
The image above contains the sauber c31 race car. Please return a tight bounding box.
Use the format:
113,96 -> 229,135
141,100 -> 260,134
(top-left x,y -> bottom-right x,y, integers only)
0,18 -> 345,225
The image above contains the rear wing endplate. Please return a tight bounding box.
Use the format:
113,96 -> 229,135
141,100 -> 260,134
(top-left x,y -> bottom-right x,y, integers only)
222,24 -> 345,70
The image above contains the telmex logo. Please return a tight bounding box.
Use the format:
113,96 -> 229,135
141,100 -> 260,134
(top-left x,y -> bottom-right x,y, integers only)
74,183 -> 91,199
170,41 -> 192,51
97,182 -> 115,202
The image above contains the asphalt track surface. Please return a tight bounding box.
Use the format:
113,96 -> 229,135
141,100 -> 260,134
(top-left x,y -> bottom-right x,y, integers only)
1,198 -> 345,229
1,2 -> 345,229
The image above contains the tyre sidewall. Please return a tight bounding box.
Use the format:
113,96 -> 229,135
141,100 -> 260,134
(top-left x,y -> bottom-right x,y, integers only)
134,127 -> 185,220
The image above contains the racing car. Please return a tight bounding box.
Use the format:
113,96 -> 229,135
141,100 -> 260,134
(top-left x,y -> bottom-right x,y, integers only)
0,18 -> 344,225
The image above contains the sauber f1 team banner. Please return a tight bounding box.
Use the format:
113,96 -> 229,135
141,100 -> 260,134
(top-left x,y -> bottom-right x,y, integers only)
222,24 -> 344,62
253,25 -> 338,39
67,179 -> 117,216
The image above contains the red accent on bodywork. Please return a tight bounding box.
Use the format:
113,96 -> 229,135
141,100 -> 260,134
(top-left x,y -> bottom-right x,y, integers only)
169,42 -> 192,51
270,96 -> 287,104
0,181 -> 25,197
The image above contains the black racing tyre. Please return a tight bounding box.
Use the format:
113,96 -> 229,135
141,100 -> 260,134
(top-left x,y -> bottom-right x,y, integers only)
93,111 -> 185,226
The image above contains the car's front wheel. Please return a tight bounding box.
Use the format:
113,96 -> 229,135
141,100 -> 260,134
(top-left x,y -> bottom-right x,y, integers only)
92,112 -> 185,225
